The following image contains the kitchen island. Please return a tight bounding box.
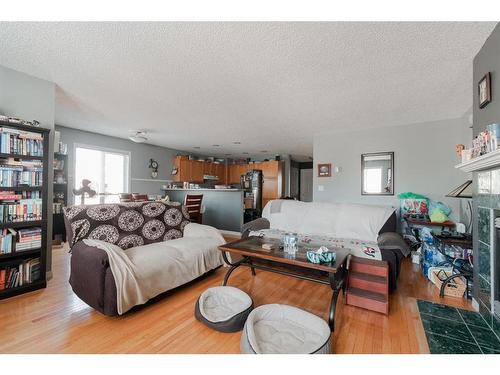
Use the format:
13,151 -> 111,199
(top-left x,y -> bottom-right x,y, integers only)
163,188 -> 244,232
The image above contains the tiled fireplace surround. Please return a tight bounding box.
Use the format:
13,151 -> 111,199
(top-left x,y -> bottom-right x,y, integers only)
475,169 -> 500,336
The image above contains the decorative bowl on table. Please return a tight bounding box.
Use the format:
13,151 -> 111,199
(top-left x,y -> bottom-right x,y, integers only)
306,246 -> 336,264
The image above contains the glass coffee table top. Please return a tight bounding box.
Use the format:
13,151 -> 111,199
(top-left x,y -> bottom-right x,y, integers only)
219,235 -> 349,272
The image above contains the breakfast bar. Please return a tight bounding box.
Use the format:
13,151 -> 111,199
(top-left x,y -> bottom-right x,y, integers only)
163,188 -> 244,232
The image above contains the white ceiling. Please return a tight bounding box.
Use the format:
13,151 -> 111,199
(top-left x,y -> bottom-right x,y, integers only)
0,22 -> 496,159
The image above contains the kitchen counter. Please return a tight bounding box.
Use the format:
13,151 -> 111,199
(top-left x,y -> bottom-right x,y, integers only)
164,189 -> 244,232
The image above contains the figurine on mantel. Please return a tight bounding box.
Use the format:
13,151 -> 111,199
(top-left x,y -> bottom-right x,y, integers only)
458,123 -> 500,163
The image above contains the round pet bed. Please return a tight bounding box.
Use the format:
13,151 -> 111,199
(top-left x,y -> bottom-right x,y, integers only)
240,304 -> 331,354
195,286 -> 253,332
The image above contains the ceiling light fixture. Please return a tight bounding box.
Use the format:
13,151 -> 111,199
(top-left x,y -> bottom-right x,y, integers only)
232,141 -> 241,145
193,146 -> 201,149
128,131 -> 148,143
260,150 -> 268,153
212,144 -> 220,147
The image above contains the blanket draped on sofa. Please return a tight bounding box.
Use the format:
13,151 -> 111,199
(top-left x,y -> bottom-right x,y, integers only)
83,223 -> 225,314
257,200 -> 396,261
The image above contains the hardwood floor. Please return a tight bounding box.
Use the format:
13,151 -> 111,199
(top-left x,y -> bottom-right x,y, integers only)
0,242 -> 472,354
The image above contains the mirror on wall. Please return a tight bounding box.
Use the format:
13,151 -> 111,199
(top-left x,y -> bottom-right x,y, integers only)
361,152 -> 394,195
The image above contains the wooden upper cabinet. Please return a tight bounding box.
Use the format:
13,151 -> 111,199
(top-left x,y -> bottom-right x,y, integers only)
260,160 -> 280,178
172,157 -> 282,188
215,163 -> 226,184
172,156 -> 204,183
191,161 -> 204,182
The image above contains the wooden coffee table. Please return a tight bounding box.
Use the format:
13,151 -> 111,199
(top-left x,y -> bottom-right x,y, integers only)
218,236 -> 350,331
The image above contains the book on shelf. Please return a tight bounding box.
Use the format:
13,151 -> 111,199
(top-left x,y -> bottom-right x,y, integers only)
0,159 -> 43,187
0,228 -> 14,255
53,202 -> 65,214
14,227 -> 42,251
0,199 -> 43,223
0,257 -> 41,290
0,190 -> 41,199
0,227 -> 42,254
0,127 -> 43,157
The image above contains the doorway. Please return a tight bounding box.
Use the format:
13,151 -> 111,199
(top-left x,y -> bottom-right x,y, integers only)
300,168 -> 313,202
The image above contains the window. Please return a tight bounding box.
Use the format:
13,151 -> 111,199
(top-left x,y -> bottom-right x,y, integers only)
74,145 -> 130,204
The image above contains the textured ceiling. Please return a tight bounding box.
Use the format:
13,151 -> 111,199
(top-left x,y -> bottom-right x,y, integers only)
0,22 -> 496,158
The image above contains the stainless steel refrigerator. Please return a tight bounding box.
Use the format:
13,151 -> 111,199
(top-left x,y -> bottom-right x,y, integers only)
241,169 -> 263,222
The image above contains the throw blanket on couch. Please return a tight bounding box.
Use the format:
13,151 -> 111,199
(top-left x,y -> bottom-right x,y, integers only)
83,223 -> 225,314
250,228 -> 382,260
254,200 -> 397,261
263,200 -> 395,243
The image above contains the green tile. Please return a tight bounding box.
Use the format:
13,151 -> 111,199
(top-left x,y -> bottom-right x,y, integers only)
491,169 -> 500,194
479,301 -> 493,329
478,208 -> 490,245
478,275 -> 492,311
426,333 -> 481,354
478,242 -> 491,282
458,308 -> 490,329
467,324 -> 500,350
421,314 -> 474,343
417,300 -> 461,321
491,194 -> 500,210
492,316 -> 500,338
480,346 -> 500,354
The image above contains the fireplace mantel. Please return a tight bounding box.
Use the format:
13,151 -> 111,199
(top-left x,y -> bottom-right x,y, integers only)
456,149 -> 500,172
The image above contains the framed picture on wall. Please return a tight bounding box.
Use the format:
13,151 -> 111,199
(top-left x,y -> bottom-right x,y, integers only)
317,163 -> 331,177
478,72 -> 491,108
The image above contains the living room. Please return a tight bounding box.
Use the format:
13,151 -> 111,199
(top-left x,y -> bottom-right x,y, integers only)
1,1 -> 499,373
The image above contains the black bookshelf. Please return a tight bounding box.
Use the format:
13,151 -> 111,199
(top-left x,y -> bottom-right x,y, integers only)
52,152 -> 68,243
0,120 -> 49,299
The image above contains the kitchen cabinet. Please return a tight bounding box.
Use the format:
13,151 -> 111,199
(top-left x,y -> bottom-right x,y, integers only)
215,163 -> 227,184
172,156 -> 227,183
172,157 -> 204,183
191,161 -> 204,182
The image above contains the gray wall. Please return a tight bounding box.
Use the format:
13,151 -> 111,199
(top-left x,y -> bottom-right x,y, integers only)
313,117 -> 472,222
0,65 -> 55,273
473,23 -> 500,135
56,125 -> 182,202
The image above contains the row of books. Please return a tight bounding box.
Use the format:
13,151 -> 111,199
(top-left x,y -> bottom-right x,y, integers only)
15,227 -> 42,251
0,258 -> 41,290
0,128 -> 44,156
0,164 -> 43,187
0,227 -> 42,255
53,202 -> 65,214
0,199 -> 43,223
0,190 -> 41,200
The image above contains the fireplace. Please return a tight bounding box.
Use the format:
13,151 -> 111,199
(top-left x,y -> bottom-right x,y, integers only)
495,215 -> 500,319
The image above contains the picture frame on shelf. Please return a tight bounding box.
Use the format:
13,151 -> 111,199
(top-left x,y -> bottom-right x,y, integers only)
478,72 -> 491,108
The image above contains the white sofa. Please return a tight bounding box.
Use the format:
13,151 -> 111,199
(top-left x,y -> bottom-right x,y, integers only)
242,200 -> 408,290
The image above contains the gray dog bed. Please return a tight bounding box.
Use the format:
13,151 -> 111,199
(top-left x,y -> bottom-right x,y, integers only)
195,286 -> 253,332
240,304 -> 331,354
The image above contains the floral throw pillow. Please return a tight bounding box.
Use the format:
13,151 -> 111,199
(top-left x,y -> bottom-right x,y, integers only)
63,201 -> 191,249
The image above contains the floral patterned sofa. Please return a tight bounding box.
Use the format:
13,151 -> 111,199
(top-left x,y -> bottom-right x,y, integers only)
64,201 -> 225,316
